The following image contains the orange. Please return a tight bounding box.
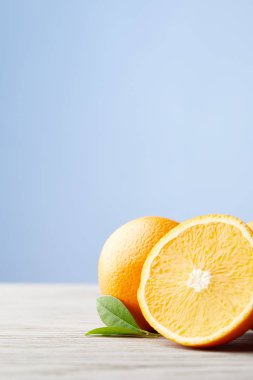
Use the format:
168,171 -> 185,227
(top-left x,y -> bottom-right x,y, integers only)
138,214 -> 253,347
98,216 -> 178,330
248,221 -> 253,230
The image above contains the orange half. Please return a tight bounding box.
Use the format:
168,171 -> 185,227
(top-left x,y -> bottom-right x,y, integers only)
138,215 -> 253,347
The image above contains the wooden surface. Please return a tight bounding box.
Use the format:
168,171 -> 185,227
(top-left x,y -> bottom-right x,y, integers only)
1,285 -> 253,380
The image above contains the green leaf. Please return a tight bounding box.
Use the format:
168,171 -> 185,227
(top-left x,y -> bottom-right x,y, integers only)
96,296 -> 141,331
85,326 -> 144,336
85,296 -> 160,338
85,326 -> 160,337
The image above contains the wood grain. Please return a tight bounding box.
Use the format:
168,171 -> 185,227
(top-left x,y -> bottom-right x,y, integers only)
1,284 -> 253,380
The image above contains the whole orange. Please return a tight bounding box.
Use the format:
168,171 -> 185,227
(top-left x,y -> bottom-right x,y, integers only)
98,216 -> 178,331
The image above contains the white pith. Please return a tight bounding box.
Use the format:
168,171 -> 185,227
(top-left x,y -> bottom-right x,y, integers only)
186,268 -> 211,292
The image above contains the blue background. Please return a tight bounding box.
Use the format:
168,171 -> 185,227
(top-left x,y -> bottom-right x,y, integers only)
1,0 -> 253,282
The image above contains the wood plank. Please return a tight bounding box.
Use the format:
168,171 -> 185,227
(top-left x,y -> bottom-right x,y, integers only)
0,284 -> 253,380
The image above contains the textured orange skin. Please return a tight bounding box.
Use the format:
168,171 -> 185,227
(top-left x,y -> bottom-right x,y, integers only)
98,216 -> 178,331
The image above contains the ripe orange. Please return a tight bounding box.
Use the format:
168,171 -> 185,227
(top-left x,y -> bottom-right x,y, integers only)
98,216 -> 178,330
138,214 -> 253,347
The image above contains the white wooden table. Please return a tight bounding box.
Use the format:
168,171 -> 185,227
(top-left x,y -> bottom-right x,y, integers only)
1,284 -> 253,380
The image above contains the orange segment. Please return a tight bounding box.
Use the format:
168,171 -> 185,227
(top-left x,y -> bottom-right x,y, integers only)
138,215 -> 253,347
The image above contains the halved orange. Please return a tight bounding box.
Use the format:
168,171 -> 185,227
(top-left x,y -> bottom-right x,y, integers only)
138,215 -> 253,347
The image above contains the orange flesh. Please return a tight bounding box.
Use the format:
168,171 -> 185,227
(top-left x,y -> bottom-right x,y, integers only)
144,222 -> 253,338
